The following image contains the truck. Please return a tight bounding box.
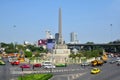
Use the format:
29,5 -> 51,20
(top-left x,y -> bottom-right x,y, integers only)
91,60 -> 103,66
101,53 -> 108,63
91,51 -> 108,66
17,53 -> 25,62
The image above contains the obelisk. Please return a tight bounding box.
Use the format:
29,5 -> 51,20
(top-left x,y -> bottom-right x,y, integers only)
58,8 -> 63,44
51,8 -> 70,64
56,8 -> 67,49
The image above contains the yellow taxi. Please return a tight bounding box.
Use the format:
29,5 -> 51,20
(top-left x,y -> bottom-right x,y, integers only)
91,68 -> 101,74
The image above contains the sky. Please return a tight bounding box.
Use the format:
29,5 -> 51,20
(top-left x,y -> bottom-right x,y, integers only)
0,0 -> 120,44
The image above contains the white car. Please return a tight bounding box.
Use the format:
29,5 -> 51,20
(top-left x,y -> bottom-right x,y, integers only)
42,61 -> 52,66
116,58 -> 120,62
81,62 -> 90,66
44,65 -> 56,69
8,58 -> 13,62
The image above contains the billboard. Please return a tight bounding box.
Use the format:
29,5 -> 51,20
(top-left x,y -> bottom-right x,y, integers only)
38,39 -> 47,46
47,39 -> 55,51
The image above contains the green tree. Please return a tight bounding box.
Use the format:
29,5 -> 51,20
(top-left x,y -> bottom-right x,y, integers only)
69,53 -> 76,60
24,51 -> 32,57
5,43 -> 18,53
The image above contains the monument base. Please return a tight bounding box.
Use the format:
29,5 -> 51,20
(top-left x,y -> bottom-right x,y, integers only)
50,48 -> 70,63
55,44 -> 68,49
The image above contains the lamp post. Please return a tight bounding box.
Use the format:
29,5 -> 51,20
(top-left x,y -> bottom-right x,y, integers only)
0,42 -> 1,48
51,41 -> 56,73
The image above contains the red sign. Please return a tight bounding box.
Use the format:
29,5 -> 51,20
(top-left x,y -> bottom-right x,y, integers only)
38,39 -> 47,46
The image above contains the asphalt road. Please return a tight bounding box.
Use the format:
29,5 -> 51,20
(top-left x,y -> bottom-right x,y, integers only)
0,57 -> 120,80
50,57 -> 120,80
0,58 -> 12,80
75,59 -> 120,80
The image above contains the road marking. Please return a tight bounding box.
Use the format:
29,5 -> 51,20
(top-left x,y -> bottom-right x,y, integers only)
11,68 -> 88,74
49,72 -> 86,80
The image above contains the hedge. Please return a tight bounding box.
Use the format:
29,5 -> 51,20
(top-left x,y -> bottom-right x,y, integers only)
18,73 -> 53,80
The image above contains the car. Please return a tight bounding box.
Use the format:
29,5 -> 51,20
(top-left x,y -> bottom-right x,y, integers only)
0,56 -> 2,60
117,62 -> 120,66
44,65 -> 56,69
20,64 -> 30,68
55,63 -> 67,67
11,61 -> 20,65
8,58 -> 13,62
81,62 -> 90,66
91,68 -> 101,74
42,61 -> 52,66
116,59 -> 120,62
0,60 -> 5,65
109,60 -> 116,64
33,63 -> 42,67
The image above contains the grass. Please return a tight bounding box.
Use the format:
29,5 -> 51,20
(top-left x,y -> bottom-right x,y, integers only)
18,73 -> 53,80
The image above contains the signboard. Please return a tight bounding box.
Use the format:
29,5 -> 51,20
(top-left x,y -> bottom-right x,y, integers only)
47,39 -> 55,51
38,39 -> 47,46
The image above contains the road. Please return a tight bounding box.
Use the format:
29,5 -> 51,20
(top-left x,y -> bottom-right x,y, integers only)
75,62 -> 120,80
0,58 -> 12,80
0,57 -> 120,80
50,57 -> 120,80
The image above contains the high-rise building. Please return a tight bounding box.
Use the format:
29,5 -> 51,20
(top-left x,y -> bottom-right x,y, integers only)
70,32 -> 79,44
45,30 -> 53,39
55,33 -> 59,44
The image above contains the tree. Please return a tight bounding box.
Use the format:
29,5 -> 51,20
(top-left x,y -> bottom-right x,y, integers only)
76,53 -> 82,59
24,51 -> 32,57
69,53 -> 76,60
5,43 -> 18,53
86,42 -> 94,44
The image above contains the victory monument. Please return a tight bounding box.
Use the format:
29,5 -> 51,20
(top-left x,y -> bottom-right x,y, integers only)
52,8 -> 70,63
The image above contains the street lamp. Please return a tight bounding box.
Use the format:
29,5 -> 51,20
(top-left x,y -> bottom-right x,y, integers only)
50,41 -> 56,73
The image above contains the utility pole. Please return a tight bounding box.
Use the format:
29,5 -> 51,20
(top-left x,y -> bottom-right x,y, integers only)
0,42 -> 1,48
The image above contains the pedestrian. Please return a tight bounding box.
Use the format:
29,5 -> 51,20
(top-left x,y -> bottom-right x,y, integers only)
65,63 -> 67,67
22,68 -> 23,71
29,60 -> 31,64
33,65 -> 34,70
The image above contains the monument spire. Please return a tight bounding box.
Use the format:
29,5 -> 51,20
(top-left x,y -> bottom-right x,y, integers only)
58,8 -> 63,44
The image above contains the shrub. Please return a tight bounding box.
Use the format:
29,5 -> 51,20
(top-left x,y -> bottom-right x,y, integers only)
18,73 -> 53,80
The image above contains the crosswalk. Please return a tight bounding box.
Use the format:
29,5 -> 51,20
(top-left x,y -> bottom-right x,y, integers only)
49,72 -> 86,80
11,68 -> 86,74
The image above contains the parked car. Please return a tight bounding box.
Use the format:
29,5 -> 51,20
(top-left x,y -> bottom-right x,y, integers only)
44,65 -> 56,69
33,63 -> 42,67
20,64 -> 30,68
91,68 -> 101,74
11,61 -> 20,65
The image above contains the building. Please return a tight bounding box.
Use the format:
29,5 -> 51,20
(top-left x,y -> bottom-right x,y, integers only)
55,33 -> 59,44
70,32 -> 79,44
45,30 -> 54,39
